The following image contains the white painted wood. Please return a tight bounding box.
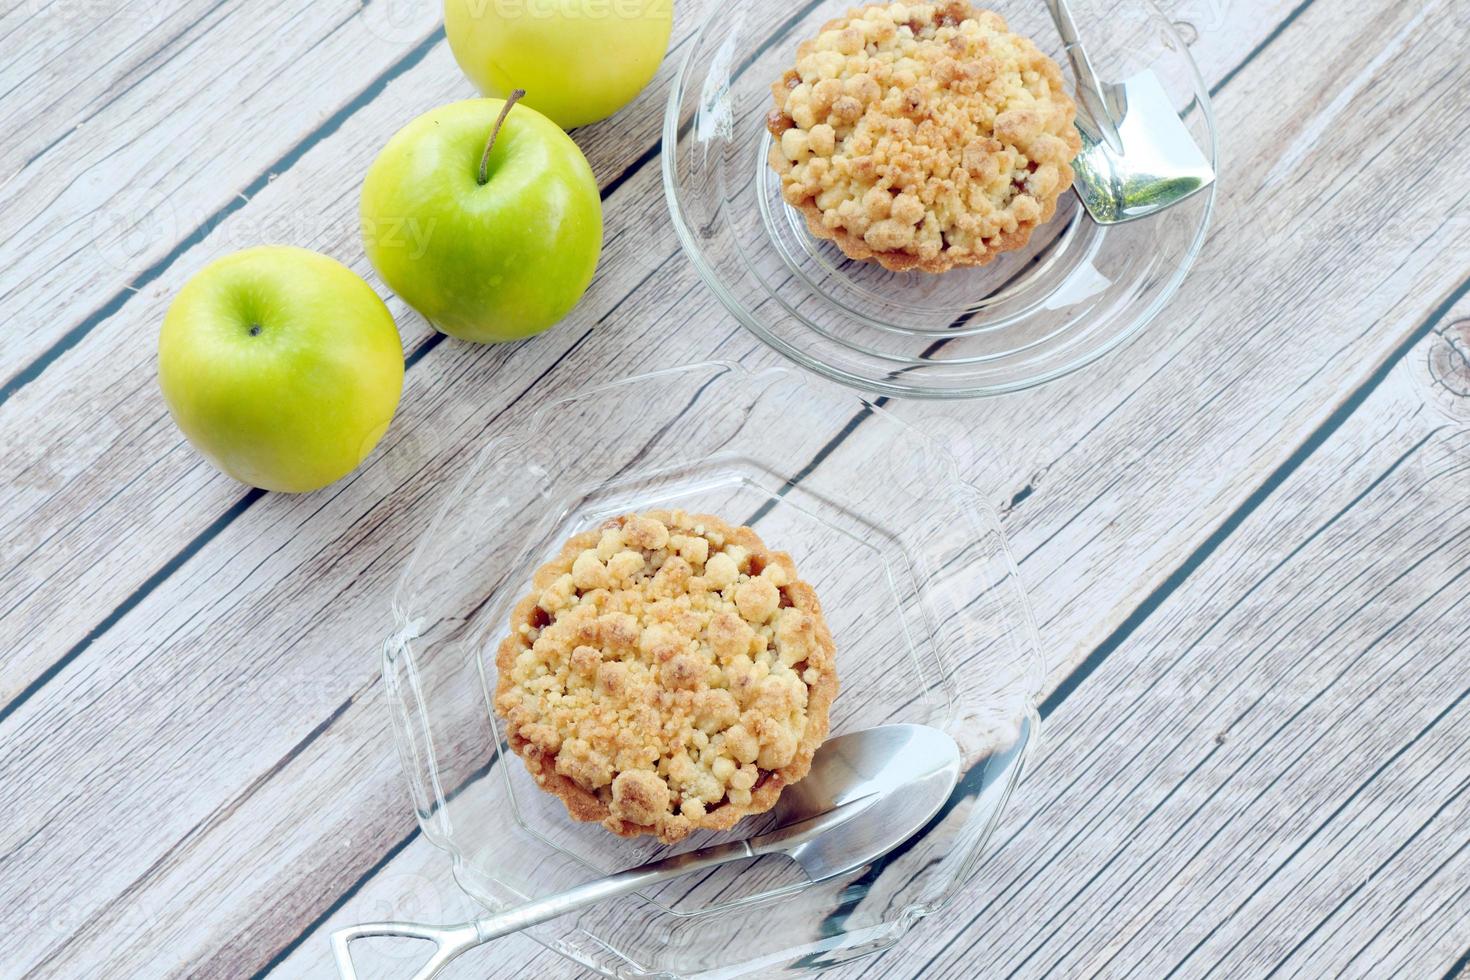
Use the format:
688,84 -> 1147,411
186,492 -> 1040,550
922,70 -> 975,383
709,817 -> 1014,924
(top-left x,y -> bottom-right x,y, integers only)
834,319 -> 1470,980
0,0 -> 696,380
3,0 -> 1469,977
0,0 -> 441,374
0,0 -> 704,690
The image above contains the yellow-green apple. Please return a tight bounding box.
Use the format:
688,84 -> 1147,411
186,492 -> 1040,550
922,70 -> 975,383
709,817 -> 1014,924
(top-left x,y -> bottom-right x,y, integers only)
360,95 -> 602,343
444,0 -> 672,130
158,246 -> 404,493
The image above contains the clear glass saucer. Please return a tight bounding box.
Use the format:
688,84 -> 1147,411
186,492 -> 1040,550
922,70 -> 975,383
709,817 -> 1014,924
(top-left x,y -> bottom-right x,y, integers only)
385,362 -> 1043,977
662,0 -> 1216,398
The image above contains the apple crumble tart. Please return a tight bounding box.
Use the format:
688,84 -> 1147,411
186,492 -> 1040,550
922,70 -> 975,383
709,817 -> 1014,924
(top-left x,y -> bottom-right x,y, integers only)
494,510 -> 838,843
766,1 -> 1081,273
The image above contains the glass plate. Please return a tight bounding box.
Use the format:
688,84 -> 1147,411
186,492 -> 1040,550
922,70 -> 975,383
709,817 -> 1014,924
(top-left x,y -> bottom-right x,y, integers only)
662,0 -> 1216,398
385,361 -> 1043,977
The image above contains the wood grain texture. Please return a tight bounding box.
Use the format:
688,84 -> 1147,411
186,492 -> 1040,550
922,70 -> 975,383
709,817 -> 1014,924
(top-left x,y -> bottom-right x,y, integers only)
0,14 -> 702,697
3,0 -> 1468,977
0,0 -> 440,382
0,0 -> 1301,714
834,314 -> 1470,980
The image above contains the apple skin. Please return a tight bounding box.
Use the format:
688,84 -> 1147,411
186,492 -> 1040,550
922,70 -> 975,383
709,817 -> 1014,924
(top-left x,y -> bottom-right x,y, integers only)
444,0 -> 672,130
360,98 -> 602,344
158,246 -> 404,493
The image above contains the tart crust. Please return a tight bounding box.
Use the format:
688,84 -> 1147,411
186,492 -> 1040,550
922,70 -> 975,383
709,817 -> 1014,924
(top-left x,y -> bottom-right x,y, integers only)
766,1 -> 1081,274
495,511 -> 838,844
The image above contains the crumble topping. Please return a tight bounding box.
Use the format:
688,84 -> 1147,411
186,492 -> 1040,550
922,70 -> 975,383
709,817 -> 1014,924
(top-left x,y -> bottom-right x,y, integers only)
767,1 -> 1081,273
495,510 -> 837,843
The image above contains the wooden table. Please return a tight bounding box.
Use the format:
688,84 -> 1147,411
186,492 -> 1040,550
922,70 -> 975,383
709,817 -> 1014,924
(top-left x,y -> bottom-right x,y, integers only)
4,0 -> 1468,976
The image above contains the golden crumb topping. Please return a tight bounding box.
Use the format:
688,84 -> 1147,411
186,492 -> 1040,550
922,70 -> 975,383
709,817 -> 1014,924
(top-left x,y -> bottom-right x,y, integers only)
495,510 -> 837,843
767,1 -> 1081,273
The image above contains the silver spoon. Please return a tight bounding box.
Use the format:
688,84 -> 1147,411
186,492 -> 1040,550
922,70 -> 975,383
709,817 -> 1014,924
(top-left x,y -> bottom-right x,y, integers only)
1046,0 -> 1215,224
333,724 -> 961,980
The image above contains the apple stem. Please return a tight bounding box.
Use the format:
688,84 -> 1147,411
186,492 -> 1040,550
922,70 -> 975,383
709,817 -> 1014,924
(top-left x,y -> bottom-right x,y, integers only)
478,88 -> 526,186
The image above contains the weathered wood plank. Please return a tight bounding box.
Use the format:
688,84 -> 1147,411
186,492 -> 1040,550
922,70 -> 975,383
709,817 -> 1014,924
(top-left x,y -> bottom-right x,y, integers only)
273,17 -> 1458,980
277,321 -> 1470,980
0,0 -> 441,381
0,1 -> 191,168
836,310 -> 1470,979
882,0 -> 1469,682
0,167 -> 760,977
5,0 -> 1465,978
264,0 -> 1470,975
0,0 -> 1305,720
0,15 -> 703,702
0,0 -> 696,391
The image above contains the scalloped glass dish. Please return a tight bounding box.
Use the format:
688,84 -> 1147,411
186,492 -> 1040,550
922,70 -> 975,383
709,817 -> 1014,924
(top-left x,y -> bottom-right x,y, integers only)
662,0 -> 1216,398
384,362 -> 1043,977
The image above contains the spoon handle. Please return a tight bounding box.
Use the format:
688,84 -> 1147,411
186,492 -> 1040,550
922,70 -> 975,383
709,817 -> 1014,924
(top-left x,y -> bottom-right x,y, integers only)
333,796 -> 869,979
332,839 -> 754,980
476,837 -> 755,941
1043,0 -> 1124,149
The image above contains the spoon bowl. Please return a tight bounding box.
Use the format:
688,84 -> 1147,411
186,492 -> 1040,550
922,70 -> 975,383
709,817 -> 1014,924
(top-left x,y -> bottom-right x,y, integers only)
1070,69 -> 1216,224
777,723 -> 962,882
1046,0 -> 1216,224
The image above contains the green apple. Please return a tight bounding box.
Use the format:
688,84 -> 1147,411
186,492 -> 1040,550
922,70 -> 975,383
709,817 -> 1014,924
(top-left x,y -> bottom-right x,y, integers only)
360,96 -> 602,343
445,0 -> 672,130
158,246 -> 404,493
